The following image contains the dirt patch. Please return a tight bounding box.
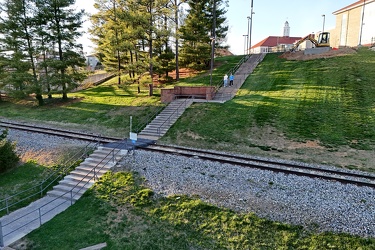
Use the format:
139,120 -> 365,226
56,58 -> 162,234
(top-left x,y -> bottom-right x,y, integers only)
279,47 -> 357,61
234,125 -> 375,171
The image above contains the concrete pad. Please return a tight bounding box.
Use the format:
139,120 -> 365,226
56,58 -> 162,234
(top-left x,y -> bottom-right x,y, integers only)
304,47 -> 331,55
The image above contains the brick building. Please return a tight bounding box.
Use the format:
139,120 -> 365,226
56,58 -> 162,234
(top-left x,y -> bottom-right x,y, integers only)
331,0 -> 375,48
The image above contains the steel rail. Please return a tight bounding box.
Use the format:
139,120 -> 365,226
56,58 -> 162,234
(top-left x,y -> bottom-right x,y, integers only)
0,121 -> 120,143
140,144 -> 375,189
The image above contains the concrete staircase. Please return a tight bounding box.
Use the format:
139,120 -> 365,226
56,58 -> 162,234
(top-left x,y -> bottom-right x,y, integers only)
47,146 -> 127,202
0,146 -> 128,247
212,53 -> 266,103
138,98 -> 194,140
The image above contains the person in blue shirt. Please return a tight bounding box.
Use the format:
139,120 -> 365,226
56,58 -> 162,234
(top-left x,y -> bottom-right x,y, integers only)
229,73 -> 234,86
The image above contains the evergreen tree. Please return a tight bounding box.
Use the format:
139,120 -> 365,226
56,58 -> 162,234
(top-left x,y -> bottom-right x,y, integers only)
91,0 -> 128,85
179,0 -> 228,69
35,0 -> 86,100
0,0 -> 44,105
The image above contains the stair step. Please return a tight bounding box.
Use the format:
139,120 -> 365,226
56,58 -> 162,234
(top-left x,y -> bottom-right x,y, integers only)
47,189 -> 82,201
59,179 -> 95,189
75,164 -> 111,172
52,184 -> 89,196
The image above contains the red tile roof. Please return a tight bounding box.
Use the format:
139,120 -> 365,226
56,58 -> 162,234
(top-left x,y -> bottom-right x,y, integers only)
251,36 -> 302,49
333,0 -> 375,15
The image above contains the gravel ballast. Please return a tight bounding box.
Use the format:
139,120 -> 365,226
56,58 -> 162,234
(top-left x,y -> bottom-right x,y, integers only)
120,149 -> 375,238
4,128 -> 375,238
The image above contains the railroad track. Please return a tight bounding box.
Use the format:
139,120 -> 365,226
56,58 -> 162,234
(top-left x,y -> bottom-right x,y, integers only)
0,120 -> 121,143
2,120 -> 375,188
140,144 -> 375,189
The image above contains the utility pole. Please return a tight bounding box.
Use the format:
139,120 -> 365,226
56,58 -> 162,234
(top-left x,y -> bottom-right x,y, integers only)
249,0 -> 254,55
359,0 -> 366,46
247,16 -> 250,54
322,14 -> 325,33
243,35 -> 248,55
209,0 -> 216,86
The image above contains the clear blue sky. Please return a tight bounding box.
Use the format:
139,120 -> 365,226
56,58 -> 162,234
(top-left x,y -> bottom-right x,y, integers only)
226,0 -> 355,54
77,0 -> 356,55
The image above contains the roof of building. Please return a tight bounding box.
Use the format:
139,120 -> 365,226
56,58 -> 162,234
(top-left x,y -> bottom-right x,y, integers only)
251,36 -> 302,49
333,0 -> 375,15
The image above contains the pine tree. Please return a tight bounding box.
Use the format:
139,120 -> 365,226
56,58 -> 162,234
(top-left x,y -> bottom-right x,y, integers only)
35,0 -> 86,100
179,0 -> 228,69
0,0 -> 44,105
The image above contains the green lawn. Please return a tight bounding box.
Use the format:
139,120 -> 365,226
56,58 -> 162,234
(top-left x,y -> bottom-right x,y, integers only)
18,172 -> 375,250
162,48 -> 375,153
0,77 -> 164,137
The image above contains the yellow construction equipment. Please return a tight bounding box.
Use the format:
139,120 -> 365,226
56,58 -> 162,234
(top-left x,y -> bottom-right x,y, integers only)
291,32 -> 330,52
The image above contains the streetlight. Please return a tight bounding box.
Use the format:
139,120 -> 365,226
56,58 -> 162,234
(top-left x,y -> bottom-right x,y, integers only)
359,0 -> 366,46
243,35 -> 248,55
249,0 -> 254,55
322,14 -> 325,33
209,0 -> 216,86
247,16 -> 250,54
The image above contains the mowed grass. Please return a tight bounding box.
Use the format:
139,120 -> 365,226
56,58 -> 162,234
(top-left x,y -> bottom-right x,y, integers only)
0,162 -> 50,216
175,55 -> 244,86
18,172 -> 375,250
162,48 -> 375,151
0,56 -> 241,137
0,77 -> 164,137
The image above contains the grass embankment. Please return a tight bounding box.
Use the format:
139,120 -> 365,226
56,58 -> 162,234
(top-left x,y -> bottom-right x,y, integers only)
0,77 -> 163,137
18,172 -> 375,250
0,56 -> 242,137
162,48 -> 375,165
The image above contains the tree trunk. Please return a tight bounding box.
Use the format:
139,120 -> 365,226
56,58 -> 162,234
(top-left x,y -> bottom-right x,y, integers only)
175,0 -> 180,81
36,94 -> 44,106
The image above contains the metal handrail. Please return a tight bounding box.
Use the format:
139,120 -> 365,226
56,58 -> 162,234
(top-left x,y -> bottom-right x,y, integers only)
134,104 -> 167,134
0,140 -> 128,247
156,96 -> 193,136
0,140 -> 100,216
210,54 -> 250,96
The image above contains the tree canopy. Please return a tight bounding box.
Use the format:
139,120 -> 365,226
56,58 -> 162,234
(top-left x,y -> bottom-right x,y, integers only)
0,0 -> 86,104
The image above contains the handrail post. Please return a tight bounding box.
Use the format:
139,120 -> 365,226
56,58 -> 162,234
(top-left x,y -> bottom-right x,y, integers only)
0,220 -> 4,247
5,196 -> 9,215
70,190 -> 73,205
38,208 -> 42,226
40,182 -> 43,197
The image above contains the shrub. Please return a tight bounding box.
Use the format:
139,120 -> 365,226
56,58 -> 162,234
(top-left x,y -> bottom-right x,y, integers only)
0,129 -> 19,173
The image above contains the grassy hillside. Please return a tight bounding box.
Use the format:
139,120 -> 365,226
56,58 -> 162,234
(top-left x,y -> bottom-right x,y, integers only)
162,48 -> 375,168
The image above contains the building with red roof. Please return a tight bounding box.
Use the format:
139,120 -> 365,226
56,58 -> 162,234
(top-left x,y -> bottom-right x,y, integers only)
250,21 -> 302,54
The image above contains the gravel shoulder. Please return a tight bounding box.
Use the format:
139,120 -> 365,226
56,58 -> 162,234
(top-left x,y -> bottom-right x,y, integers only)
4,128 -> 375,239
119,150 -> 375,238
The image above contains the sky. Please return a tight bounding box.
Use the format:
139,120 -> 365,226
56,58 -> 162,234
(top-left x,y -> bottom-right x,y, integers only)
76,0 -> 356,55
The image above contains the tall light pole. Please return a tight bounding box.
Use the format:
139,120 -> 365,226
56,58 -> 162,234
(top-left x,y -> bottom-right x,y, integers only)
359,0 -> 366,46
322,14 -> 325,33
243,35 -> 248,55
209,0 -> 216,86
247,16 -> 250,54
249,0 -> 254,55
